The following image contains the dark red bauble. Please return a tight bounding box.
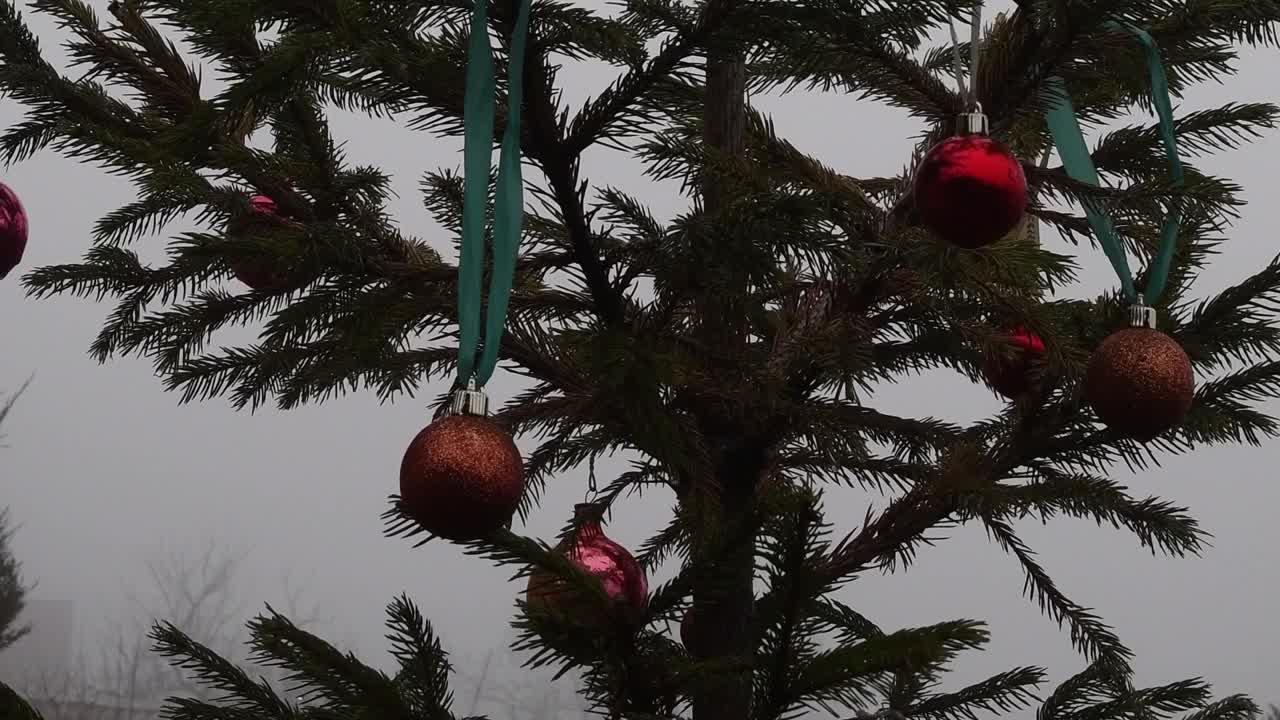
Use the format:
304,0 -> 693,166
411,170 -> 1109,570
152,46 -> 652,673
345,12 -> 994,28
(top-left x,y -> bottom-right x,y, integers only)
0,182 -> 29,280
230,194 -> 290,291
399,414 -> 524,541
231,263 -> 286,291
982,325 -> 1046,398
527,503 -> 648,619
913,135 -> 1028,249
1086,327 -> 1195,441
680,608 -> 698,652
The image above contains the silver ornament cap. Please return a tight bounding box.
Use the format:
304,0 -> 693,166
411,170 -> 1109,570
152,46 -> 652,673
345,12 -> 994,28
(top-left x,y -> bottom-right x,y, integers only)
957,103 -> 989,135
449,377 -> 489,416
1127,303 -> 1157,329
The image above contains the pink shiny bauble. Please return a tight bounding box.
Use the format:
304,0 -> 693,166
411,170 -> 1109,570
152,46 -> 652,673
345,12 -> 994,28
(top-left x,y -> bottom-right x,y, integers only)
231,194 -> 288,290
913,135 -> 1028,249
0,182 -> 29,280
982,325 -> 1046,398
527,503 -> 648,619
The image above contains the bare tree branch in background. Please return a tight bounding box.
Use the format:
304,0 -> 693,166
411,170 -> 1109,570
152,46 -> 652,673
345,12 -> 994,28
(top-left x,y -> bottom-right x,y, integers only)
0,378 -> 33,654
0,377 -> 31,447
456,649 -> 589,720
24,540 -> 323,720
0,508 -> 32,654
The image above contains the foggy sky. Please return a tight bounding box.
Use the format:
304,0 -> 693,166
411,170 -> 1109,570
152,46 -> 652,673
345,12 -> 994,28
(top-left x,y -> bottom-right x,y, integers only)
2,0 -> 1277,712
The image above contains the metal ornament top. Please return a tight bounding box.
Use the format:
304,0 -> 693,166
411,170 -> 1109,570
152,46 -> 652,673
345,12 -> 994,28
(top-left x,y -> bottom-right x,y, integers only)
1127,303 -> 1158,329
449,377 -> 489,416
957,103 -> 989,135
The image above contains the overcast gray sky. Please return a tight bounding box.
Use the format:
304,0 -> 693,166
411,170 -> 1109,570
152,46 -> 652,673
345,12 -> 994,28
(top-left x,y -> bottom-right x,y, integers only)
2,0 -> 1278,712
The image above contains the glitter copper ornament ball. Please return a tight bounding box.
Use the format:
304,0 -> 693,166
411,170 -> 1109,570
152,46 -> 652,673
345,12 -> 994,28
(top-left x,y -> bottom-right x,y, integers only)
399,414 -> 524,541
982,325 -> 1046,398
0,182 -> 29,280
1086,327 -> 1194,440
230,194 -> 289,291
526,503 -> 648,620
913,135 -> 1028,249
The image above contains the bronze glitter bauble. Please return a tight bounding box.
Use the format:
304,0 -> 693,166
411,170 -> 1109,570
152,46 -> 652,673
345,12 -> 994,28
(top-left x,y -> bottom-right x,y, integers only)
1086,327 -> 1194,440
526,503 -> 648,622
399,414 -> 524,541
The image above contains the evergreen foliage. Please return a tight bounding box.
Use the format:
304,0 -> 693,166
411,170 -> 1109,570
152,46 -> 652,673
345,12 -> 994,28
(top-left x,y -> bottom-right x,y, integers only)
0,0 -> 1278,719
0,508 -> 29,656
0,380 -> 32,656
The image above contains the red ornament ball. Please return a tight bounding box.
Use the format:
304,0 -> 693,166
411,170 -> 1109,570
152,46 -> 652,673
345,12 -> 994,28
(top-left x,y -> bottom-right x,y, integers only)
0,182 -> 29,280
230,194 -> 289,291
1086,327 -> 1194,441
680,608 -> 699,652
913,135 -> 1028,249
982,325 -> 1046,398
527,503 -> 648,620
249,194 -> 277,214
399,414 -> 524,541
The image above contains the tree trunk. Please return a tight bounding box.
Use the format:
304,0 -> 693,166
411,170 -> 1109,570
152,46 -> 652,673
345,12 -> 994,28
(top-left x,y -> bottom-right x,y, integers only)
691,48 -> 754,720
690,477 -> 756,720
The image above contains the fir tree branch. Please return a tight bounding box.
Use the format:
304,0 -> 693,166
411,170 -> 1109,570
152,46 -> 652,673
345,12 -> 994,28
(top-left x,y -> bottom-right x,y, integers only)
979,516 -> 1129,663
563,0 -> 735,154
1091,103 -> 1279,179
904,667 -> 1046,720
1037,660 -> 1118,720
1182,696 -> 1261,720
635,509 -> 688,572
1178,256 -> 1280,371
983,471 -> 1206,558
1183,360 -> 1280,446
811,600 -> 884,644
778,450 -> 931,493
500,1 -> 624,324
0,684 -> 44,720
789,621 -> 990,715
755,492 -> 829,720
821,488 -> 952,582
247,610 -> 419,719
384,595 -> 456,719
1074,678 -> 1211,720
149,621 -> 297,717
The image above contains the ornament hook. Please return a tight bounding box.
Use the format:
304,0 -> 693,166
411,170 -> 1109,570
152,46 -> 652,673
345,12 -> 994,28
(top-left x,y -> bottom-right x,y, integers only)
449,376 -> 489,416
1127,303 -> 1158,329
581,451 -> 601,503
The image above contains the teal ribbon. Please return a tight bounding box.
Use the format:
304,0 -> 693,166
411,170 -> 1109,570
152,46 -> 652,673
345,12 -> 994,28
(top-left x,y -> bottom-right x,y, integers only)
457,0 -> 532,386
1043,23 -> 1184,305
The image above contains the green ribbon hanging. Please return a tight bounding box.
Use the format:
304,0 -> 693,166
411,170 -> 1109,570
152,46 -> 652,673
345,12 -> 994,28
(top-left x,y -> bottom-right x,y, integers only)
457,0 -> 532,387
1043,22 -> 1184,306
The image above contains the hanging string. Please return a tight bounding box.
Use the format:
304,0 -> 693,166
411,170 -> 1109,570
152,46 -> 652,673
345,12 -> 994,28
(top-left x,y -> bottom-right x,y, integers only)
967,1 -> 984,109
584,453 -> 598,502
1043,23 -> 1183,306
457,0 -> 533,387
946,15 -> 969,104
946,3 -> 984,108
1117,22 -> 1184,303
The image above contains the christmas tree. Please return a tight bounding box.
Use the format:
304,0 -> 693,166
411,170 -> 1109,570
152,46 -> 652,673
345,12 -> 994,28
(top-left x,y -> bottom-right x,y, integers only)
1,1 -> 1279,719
